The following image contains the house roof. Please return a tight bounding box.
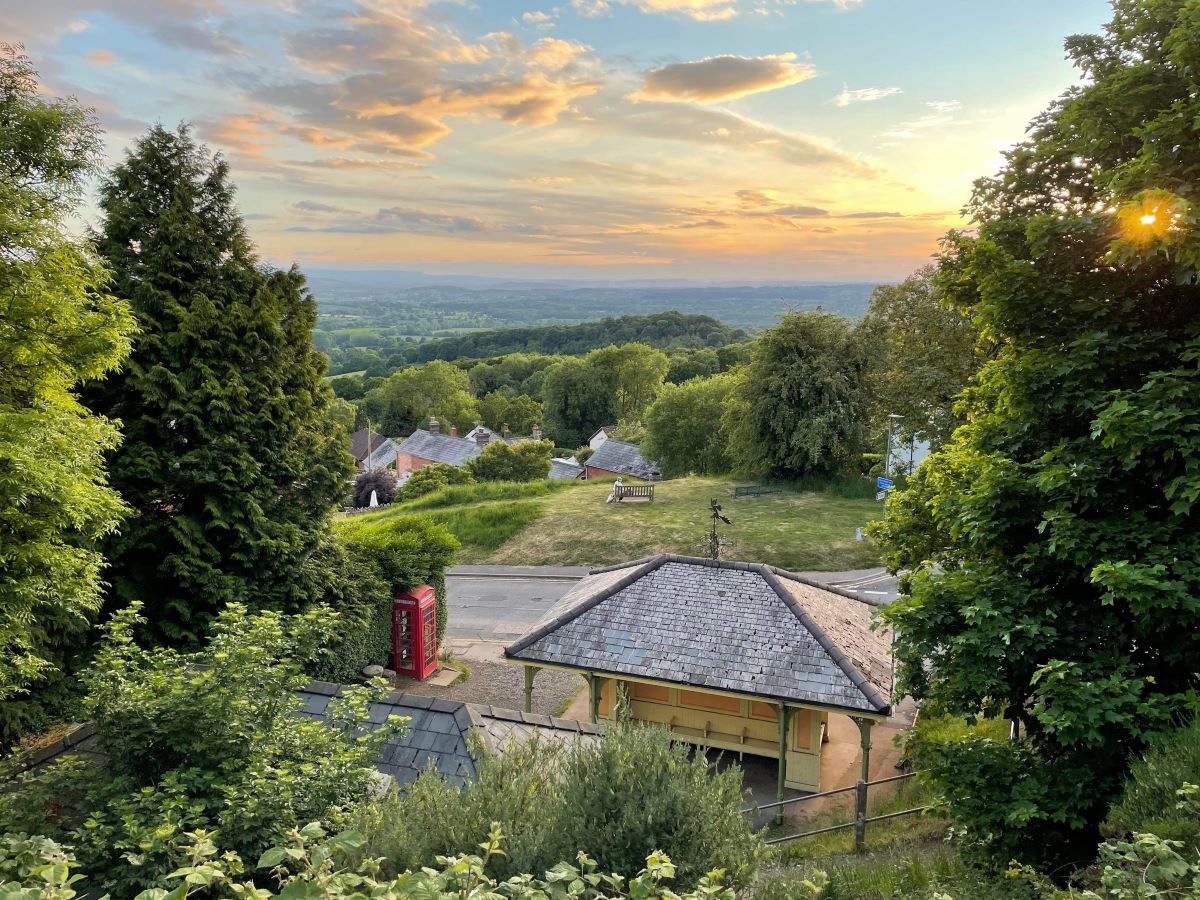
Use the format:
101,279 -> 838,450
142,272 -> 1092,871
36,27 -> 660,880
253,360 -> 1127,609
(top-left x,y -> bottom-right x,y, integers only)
10,683 -> 603,790
589,426 -> 616,442
584,439 -> 659,480
549,458 -> 584,481
399,429 -> 482,467
350,428 -> 389,463
505,555 -> 892,715
363,438 -> 401,471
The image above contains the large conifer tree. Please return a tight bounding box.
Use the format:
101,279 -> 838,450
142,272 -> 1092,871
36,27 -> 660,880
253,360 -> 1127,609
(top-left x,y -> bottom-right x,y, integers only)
90,125 -> 351,645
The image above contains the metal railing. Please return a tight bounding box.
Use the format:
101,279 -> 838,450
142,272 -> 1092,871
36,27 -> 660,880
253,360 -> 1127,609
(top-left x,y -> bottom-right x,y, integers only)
744,771 -> 935,850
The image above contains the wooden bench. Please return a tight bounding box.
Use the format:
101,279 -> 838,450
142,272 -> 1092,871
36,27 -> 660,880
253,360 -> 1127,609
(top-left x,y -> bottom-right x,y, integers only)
732,485 -> 782,498
613,483 -> 655,503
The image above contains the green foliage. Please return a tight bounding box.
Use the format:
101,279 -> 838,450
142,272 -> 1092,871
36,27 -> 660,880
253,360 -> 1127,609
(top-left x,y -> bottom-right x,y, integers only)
667,348 -> 723,384
724,311 -> 871,479
405,312 -> 748,364
859,266 -> 985,448
396,479 -> 571,510
542,356 -> 617,448
0,46 -> 136,745
331,514 -> 458,648
423,501 -> 544,552
0,833 -> 84,900
588,343 -> 670,424
395,462 -> 475,502
871,0 -> 1200,869
0,605 -> 403,896
467,439 -> 553,482
476,391 -> 544,435
355,724 -> 758,890
363,360 -> 478,435
87,124 -> 350,648
1081,816 -> 1200,900
1107,718 -> 1200,853
0,823 -> 735,900
643,374 -> 736,477
352,469 -> 397,508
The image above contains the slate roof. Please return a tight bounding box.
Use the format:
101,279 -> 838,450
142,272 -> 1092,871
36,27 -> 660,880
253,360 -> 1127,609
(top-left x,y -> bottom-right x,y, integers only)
549,458 -> 584,481
350,428 -> 389,463
584,439 -> 660,481
399,429 -> 482,467
505,555 -> 892,715
9,684 -> 602,790
363,438 -> 401,471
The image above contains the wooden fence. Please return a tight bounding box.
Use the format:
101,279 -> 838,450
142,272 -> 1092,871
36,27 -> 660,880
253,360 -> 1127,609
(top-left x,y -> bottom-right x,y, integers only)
744,772 -> 933,851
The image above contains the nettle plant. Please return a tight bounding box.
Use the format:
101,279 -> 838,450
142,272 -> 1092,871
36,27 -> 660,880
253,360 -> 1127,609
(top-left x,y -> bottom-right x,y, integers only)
0,824 -> 736,900
0,603 -> 405,897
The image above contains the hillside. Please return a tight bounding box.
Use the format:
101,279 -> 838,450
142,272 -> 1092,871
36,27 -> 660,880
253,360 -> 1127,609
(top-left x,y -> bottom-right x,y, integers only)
402,312 -> 747,364
343,477 -> 883,571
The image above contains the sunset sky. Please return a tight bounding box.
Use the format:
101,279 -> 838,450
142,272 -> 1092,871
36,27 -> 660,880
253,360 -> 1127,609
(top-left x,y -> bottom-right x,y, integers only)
9,0 -> 1110,281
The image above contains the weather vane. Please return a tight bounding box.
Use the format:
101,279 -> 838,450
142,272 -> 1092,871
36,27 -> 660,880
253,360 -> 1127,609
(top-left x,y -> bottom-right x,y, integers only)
706,498 -> 732,561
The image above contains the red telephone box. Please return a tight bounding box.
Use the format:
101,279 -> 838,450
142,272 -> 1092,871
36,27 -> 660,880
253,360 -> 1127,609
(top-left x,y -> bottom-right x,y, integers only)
392,585 -> 438,679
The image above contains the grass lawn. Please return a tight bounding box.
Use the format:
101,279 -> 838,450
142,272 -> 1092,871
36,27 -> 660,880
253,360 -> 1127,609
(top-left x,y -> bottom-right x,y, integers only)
351,476 -> 884,571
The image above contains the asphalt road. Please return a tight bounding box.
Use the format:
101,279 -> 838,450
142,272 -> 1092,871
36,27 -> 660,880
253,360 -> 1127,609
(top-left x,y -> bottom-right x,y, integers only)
444,565 -> 899,642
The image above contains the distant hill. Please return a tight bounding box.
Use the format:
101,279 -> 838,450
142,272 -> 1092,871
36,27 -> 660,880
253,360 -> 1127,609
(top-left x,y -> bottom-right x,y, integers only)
306,277 -> 880,332
402,312 -> 748,364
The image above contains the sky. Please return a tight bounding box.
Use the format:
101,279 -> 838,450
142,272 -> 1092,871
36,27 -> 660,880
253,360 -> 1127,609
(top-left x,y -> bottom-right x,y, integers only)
8,0 -> 1113,282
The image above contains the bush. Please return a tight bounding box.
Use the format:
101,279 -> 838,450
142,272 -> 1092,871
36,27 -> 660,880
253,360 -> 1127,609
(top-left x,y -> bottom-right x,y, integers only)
332,514 -> 459,648
0,604 -> 404,897
0,823 -> 736,900
467,439 -> 553,482
352,469 -> 397,507
904,714 -> 1098,870
396,463 -> 474,501
1106,717 -> 1200,852
354,723 -> 759,890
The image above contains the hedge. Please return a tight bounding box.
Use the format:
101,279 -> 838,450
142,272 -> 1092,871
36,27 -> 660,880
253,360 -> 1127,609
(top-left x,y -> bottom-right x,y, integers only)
315,516 -> 459,681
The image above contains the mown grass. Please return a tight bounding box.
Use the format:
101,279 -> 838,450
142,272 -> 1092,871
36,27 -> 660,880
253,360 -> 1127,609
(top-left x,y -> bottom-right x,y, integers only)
343,475 -> 884,569
488,476 -> 883,570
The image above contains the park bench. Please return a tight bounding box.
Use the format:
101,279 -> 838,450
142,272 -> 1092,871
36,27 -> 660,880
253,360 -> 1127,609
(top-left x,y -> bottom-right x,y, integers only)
732,485 -> 782,498
611,483 -> 655,503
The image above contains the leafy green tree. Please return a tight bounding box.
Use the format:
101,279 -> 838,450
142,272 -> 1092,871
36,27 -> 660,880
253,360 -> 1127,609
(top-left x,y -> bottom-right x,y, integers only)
873,0 -> 1200,868
395,463 -> 475,502
643,374 -> 735,478
588,343 -> 670,423
541,357 -> 616,447
859,266 -> 986,448
476,391 -> 543,436
467,440 -> 552,482
0,603 -> 403,896
666,348 -> 721,384
87,125 -> 351,646
0,46 -> 135,743
724,311 -> 871,479
364,361 -> 478,436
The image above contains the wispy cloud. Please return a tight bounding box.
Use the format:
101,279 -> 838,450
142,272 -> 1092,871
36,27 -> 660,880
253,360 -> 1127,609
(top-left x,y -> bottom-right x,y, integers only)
834,85 -> 901,107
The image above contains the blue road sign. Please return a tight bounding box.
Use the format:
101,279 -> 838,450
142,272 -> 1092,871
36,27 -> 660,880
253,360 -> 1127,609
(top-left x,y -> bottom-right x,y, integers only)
877,476 -> 895,490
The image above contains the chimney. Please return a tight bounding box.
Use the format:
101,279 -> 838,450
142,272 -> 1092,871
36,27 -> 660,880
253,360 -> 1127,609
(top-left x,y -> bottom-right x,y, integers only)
476,430 -> 490,448
428,416 -> 440,435
502,423 -> 511,440
531,423 -> 542,441
449,424 -> 457,438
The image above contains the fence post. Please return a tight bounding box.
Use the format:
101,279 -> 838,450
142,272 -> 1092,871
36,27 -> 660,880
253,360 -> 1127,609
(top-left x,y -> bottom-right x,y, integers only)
854,780 -> 868,851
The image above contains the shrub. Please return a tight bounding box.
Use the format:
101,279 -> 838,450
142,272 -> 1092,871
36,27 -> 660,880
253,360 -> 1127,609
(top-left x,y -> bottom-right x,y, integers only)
0,604 -> 404,897
331,514 -> 459,648
1106,717 -> 1200,852
0,823 -> 736,900
352,469 -> 397,507
354,724 -> 759,890
396,463 -> 474,501
467,439 -> 553,482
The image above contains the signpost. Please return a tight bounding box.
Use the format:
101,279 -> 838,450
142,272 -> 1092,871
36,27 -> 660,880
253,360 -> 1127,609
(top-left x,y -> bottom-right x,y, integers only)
875,490 -> 888,501
877,476 -> 894,490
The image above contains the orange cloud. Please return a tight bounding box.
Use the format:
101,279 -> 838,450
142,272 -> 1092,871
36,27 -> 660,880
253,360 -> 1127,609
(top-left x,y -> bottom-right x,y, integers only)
632,53 -> 816,103
86,48 -> 117,66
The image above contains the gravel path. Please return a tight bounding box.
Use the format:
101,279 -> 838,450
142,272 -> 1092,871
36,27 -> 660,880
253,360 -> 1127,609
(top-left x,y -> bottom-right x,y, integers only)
392,656 -> 586,717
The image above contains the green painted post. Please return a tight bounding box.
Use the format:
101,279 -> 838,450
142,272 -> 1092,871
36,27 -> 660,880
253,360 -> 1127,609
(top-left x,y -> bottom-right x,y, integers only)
856,717 -> 873,784
523,666 -> 539,713
853,717 -> 874,851
775,703 -> 791,826
588,675 -> 603,724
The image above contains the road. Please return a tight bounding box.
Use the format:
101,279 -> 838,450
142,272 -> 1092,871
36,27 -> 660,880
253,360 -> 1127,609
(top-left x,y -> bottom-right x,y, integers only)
444,565 -> 899,642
